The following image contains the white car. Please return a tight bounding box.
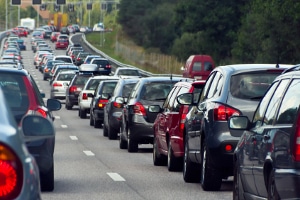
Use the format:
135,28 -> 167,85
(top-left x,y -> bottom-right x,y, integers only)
50,70 -> 77,99
78,76 -> 120,118
113,67 -> 142,78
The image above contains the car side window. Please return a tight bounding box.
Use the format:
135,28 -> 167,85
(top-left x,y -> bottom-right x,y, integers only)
173,86 -> 189,112
199,71 -> 215,102
207,72 -> 222,99
263,79 -> 289,126
252,81 -> 279,127
163,86 -> 178,111
276,79 -> 300,124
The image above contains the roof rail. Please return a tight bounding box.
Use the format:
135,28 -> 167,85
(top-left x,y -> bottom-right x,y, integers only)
281,64 -> 300,74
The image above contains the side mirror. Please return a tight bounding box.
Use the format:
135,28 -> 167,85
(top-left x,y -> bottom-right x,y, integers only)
228,116 -> 249,130
47,98 -> 62,111
177,93 -> 193,105
22,115 -> 55,138
148,105 -> 162,113
115,96 -> 124,104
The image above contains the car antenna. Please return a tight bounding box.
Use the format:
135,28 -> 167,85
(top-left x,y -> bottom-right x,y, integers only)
276,63 -> 279,68
170,74 -> 173,81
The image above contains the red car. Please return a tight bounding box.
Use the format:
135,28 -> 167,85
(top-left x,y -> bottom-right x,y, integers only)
55,39 -> 68,49
51,32 -> 60,43
151,80 -> 206,171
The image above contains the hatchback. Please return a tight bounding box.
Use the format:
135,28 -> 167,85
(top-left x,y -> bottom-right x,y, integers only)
50,70 -> 78,99
120,76 -> 187,152
0,67 -> 62,191
90,57 -> 112,75
151,80 -> 205,171
50,31 -> 60,42
55,39 -> 68,49
229,64 -> 300,199
176,64 -> 292,191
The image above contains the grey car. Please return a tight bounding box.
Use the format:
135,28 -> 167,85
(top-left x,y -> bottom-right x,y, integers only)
0,86 -> 55,200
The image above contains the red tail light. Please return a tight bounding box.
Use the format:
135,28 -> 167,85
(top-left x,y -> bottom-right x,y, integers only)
69,86 -> 77,93
82,93 -> 88,100
113,101 -> 122,108
0,143 -> 23,199
213,103 -> 241,121
97,99 -> 108,108
179,105 -> 189,133
293,116 -> 300,161
52,82 -> 62,87
106,64 -> 111,69
133,102 -> 146,116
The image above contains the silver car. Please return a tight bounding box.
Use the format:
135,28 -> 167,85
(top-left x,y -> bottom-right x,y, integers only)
0,87 -> 55,200
50,70 -> 77,99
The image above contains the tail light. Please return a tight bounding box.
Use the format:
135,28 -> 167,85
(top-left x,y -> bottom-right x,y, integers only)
133,102 -> 146,116
0,143 -> 23,199
82,93 -> 88,100
105,64 -> 111,69
113,101 -> 122,108
179,105 -> 189,133
293,116 -> 300,161
52,82 -> 62,87
69,86 -> 77,93
44,68 -> 49,73
97,99 -> 108,108
213,103 -> 241,121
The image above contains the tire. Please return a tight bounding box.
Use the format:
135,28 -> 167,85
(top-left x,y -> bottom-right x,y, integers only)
108,124 -> 118,140
167,140 -> 183,172
79,108 -> 87,119
268,170 -> 280,200
89,112 -> 94,126
40,164 -> 54,192
153,137 -> 167,166
183,137 -> 201,182
201,142 -> 222,191
119,129 -> 127,149
103,123 -> 108,137
127,128 -> 138,152
94,119 -> 102,128
65,100 -> 73,110
233,160 -> 245,200
43,76 -> 46,81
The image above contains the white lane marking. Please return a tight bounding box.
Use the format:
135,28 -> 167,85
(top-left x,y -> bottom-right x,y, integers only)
61,125 -> 68,128
70,136 -> 78,140
107,173 -> 126,181
54,116 -> 60,119
83,151 -> 95,156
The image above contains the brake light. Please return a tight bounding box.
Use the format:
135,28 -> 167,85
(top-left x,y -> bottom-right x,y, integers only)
106,64 -> 111,69
213,103 -> 240,121
0,143 -> 23,199
179,105 -> 189,133
293,116 -> 300,162
97,99 -> 108,108
113,101 -> 122,108
52,82 -> 62,87
36,107 -> 47,118
82,93 -> 88,100
69,86 -> 77,93
133,102 -> 146,116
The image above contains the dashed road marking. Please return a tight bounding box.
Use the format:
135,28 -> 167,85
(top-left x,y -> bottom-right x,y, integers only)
107,173 -> 126,181
83,151 -> 95,156
61,125 -> 68,128
54,116 -> 60,119
70,136 -> 78,140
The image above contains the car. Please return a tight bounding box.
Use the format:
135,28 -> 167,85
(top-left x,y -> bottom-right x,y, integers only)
113,67 -> 141,78
78,76 -> 120,119
176,63 -> 293,191
50,70 -> 78,99
119,76 -> 187,152
75,52 -> 91,66
49,64 -> 78,85
53,55 -> 73,64
16,39 -> 26,50
103,78 -> 139,140
90,57 -> 112,75
89,79 -> 120,128
0,86 -> 56,199
150,80 -> 205,171
65,64 -> 100,110
55,39 -> 69,49
60,26 -> 70,35
0,67 -> 62,191
229,64 -> 300,199
43,60 -> 66,81
83,55 -> 101,64
50,31 -> 60,42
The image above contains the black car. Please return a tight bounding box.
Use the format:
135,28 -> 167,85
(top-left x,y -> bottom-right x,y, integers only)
0,67 -> 61,191
229,64 -> 300,199
89,79 -> 119,128
120,76 -> 187,152
176,64 -> 292,191
103,78 -> 139,140
60,26 -> 70,35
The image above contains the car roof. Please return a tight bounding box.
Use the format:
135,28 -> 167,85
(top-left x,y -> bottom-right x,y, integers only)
216,64 -> 293,73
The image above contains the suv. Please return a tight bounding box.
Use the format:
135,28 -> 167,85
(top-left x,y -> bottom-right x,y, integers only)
230,65 -> 300,199
0,67 -> 61,191
151,80 -> 205,171
176,64 -> 293,191
78,76 -> 119,119
90,57 -> 112,75
120,76 -> 187,152
103,78 -> 139,140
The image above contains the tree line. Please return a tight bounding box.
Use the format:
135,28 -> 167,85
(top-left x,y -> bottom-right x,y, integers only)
117,0 -> 300,65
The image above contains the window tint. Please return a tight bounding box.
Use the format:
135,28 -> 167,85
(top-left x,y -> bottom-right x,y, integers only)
192,62 -> 201,71
141,82 -> 174,101
57,73 -> 75,81
56,57 -> 72,63
92,59 -> 109,66
207,72 -> 222,99
164,86 -> 179,111
199,72 -> 215,102
263,79 -> 289,125
86,79 -> 100,90
122,83 -> 136,98
102,82 -> 117,94
74,75 -> 91,85
276,79 -> 300,124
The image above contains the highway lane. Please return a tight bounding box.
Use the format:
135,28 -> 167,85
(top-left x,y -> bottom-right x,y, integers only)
19,34 -> 233,200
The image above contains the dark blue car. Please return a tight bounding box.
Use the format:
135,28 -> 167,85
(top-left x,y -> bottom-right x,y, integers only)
16,39 -> 26,50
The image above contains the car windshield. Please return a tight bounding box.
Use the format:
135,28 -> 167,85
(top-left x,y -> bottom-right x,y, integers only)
230,73 -> 279,99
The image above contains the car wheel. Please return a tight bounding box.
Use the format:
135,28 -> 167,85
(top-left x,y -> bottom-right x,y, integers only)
167,140 -> 182,172
233,159 -> 245,200
268,170 -> 280,200
90,112 -> 94,126
183,137 -> 200,182
201,142 -> 222,191
108,124 -> 118,140
40,164 -> 54,192
119,127 -> 127,149
79,108 -> 87,119
153,137 -> 167,166
94,119 -> 102,128
127,128 -> 138,152
43,76 -> 46,81
103,123 -> 108,137
65,100 -> 73,110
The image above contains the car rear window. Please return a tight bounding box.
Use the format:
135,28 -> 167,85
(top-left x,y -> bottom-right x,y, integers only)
230,73 -> 279,100
55,57 -> 72,63
141,82 -> 173,101
57,73 -> 75,81
101,82 -> 117,95
118,69 -> 139,76
86,79 -> 101,90
74,75 -> 92,85
91,59 -> 109,66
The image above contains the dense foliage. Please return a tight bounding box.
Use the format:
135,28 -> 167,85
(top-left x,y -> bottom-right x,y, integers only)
118,0 -> 300,65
